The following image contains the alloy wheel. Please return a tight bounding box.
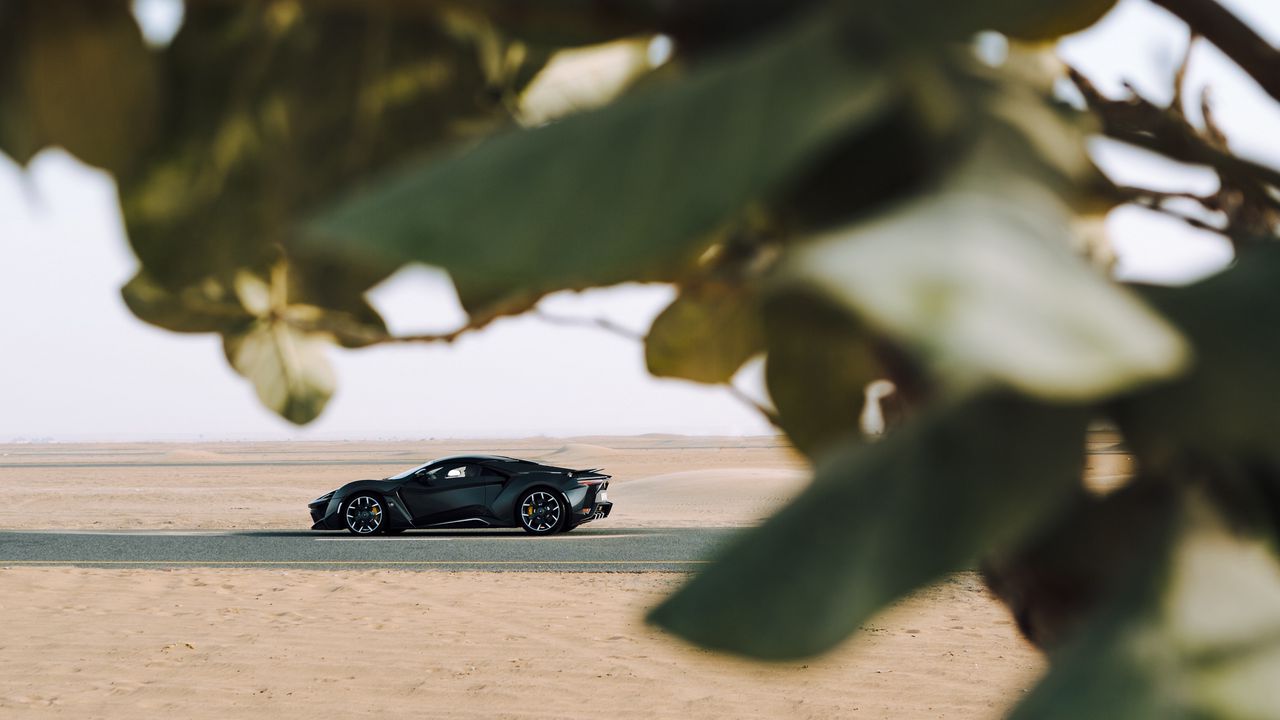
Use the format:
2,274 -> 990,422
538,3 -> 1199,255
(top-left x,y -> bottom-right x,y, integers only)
345,495 -> 384,534
519,491 -> 562,533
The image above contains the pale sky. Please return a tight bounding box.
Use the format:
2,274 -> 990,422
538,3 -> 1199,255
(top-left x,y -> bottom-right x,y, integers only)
1,0 -> 1276,441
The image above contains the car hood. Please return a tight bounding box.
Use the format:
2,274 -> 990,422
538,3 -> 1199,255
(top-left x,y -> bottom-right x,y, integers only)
331,478 -> 405,497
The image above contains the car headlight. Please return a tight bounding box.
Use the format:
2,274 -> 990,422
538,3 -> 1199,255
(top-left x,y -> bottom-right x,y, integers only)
310,491 -> 335,505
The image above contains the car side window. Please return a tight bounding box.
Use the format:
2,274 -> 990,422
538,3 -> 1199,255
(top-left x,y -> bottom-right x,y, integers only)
434,464 -> 477,482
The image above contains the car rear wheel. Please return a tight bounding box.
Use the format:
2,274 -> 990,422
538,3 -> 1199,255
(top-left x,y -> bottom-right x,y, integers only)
344,494 -> 385,535
518,490 -> 563,535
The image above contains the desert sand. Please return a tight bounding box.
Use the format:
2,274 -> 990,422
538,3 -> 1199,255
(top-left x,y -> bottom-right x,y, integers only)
0,569 -> 1041,719
0,435 -> 1131,718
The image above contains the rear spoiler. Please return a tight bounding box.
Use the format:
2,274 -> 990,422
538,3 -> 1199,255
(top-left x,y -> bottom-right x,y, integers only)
573,468 -> 610,479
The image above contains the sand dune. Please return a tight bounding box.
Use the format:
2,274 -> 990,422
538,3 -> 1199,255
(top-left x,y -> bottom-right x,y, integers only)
536,442 -> 622,468
160,449 -> 227,462
610,468 -> 809,527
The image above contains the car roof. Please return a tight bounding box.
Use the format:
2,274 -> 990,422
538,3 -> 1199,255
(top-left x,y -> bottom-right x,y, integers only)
433,454 -> 530,464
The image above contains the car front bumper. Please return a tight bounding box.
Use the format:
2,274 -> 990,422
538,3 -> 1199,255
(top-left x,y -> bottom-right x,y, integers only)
309,497 -> 344,530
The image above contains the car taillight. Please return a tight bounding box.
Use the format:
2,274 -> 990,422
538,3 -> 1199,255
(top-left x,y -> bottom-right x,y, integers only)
577,478 -> 605,486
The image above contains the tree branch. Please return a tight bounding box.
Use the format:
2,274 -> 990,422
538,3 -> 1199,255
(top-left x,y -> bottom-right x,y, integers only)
1069,66 -> 1280,244
1150,0 -> 1280,105
288,311 -> 470,347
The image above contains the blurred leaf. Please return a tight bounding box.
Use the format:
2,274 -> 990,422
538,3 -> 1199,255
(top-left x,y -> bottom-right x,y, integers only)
121,4 -> 509,291
649,392 -> 1086,659
1011,501 -> 1280,720
783,109 -> 1186,401
1116,246 -> 1280,472
121,271 -> 254,335
986,0 -> 1119,41
763,292 -> 884,457
287,260 -> 390,349
115,0 -> 540,364
0,5 -> 40,165
437,0 -> 670,46
313,0 -> 818,49
983,479 -> 1178,649
305,17 -> 894,320
225,320 -> 335,425
645,281 -> 762,384
113,2 -> 532,422
771,97 -> 946,236
852,0 -> 1117,44
9,0 -> 159,173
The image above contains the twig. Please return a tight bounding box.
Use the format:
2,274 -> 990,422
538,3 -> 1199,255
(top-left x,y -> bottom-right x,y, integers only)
288,311 -> 471,346
724,383 -> 782,429
533,309 -> 784,427
530,308 -> 645,342
1150,0 -> 1280,106
1170,30 -> 1196,117
1134,200 -> 1226,234
1199,87 -> 1229,147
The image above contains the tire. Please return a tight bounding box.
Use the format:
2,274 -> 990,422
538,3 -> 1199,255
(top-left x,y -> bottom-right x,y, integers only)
344,493 -> 386,535
517,489 -> 565,535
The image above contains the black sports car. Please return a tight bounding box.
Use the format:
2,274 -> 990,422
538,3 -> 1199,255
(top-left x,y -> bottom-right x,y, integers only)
309,454 -> 613,535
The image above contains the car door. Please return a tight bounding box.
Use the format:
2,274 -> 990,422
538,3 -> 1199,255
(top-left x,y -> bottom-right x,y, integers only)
474,464 -> 508,508
399,463 -> 496,526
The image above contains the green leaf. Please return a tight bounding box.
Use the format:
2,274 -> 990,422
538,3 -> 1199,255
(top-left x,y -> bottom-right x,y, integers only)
645,281 -> 762,384
1011,501 -> 1280,720
304,16 -> 894,319
762,292 -> 885,458
12,0 -> 159,173
648,392 -> 1086,659
121,270 -> 254,335
225,321 -> 335,425
1115,246 -> 1280,472
782,112 -> 1187,402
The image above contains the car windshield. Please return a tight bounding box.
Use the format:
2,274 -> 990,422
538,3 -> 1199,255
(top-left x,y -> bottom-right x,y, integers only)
387,461 -> 432,480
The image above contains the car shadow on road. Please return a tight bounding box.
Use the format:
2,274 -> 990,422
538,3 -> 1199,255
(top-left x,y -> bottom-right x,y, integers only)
233,528 -> 647,538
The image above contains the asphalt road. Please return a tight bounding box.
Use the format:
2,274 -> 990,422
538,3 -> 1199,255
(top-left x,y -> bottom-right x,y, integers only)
0,527 -> 741,571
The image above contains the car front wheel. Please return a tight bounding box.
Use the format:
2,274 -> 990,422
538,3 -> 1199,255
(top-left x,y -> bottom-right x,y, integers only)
344,494 -> 385,535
